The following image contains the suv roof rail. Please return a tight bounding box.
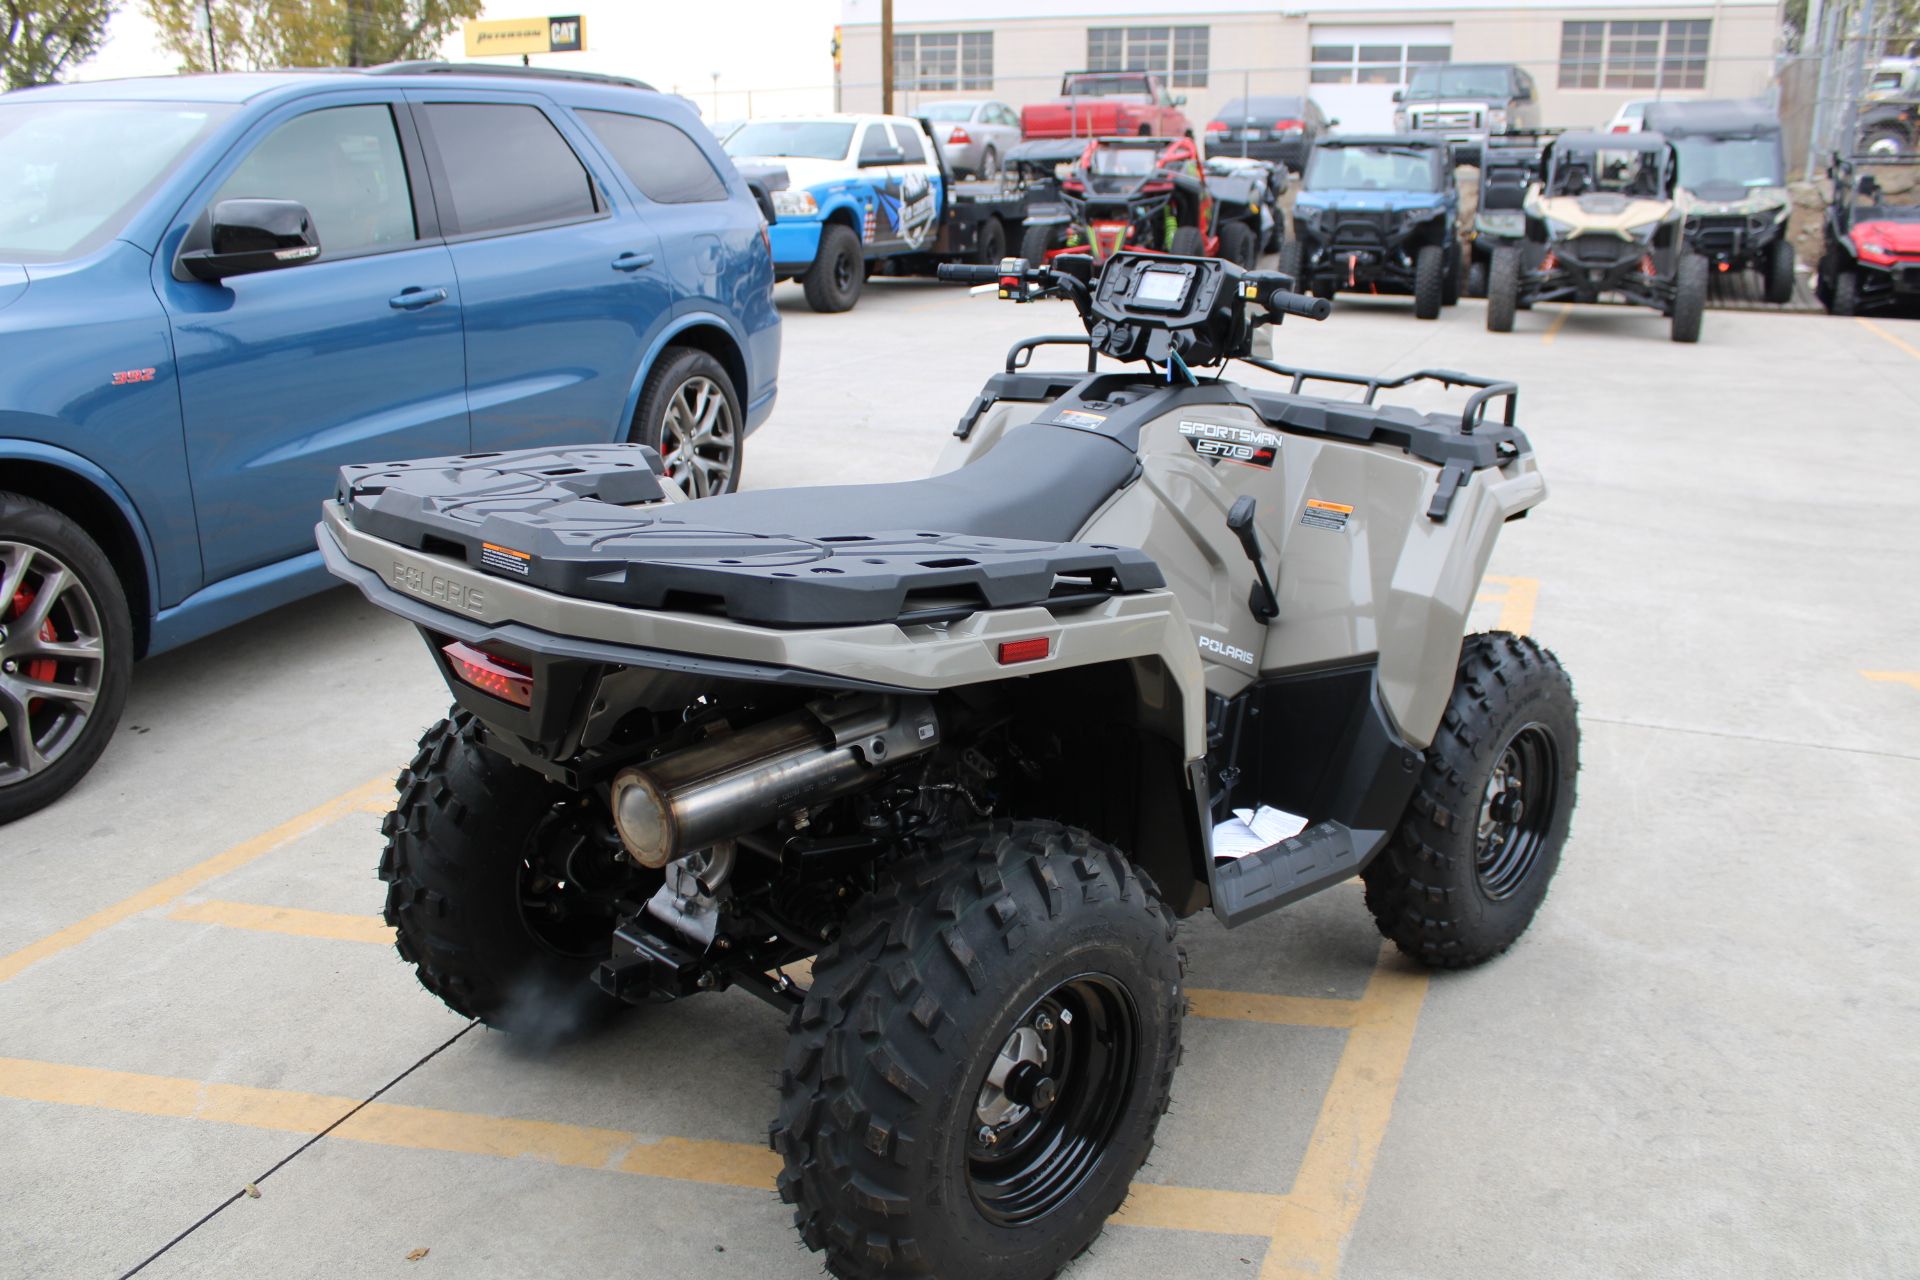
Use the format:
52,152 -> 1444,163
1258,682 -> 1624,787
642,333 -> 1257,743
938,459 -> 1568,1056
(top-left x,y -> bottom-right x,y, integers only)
364,60 -> 656,91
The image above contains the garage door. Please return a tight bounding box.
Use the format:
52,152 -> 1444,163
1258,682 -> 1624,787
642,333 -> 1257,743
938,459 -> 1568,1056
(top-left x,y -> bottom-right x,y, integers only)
1310,25 -> 1452,133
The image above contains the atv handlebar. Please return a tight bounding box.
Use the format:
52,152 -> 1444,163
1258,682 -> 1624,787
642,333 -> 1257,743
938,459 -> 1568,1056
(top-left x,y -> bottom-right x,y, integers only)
935,263 -> 1006,285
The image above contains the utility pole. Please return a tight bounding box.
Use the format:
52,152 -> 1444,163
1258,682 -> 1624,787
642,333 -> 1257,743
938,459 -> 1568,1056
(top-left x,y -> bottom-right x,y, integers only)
881,0 -> 894,115
201,0 -> 219,73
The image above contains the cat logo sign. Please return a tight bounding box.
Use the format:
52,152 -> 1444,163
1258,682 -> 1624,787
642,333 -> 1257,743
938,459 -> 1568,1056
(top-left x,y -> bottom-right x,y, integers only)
463,15 -> 586,57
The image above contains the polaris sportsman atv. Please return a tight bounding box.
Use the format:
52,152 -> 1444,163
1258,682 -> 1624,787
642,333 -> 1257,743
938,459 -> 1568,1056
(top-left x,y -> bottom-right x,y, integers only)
319,250 -> 1578,1280
1486,130 -> 1709,343
1281,134 -> 1461,319
1020,135 -> 1264,267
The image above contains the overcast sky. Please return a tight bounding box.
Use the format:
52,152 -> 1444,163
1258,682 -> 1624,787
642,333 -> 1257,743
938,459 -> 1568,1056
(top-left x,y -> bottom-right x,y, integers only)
71,1 -> 840,115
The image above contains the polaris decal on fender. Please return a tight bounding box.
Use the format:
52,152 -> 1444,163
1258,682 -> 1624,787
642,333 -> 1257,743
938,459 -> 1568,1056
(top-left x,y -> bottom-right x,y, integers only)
1198,634 -> 1257,666
1179,420 -> 1279,469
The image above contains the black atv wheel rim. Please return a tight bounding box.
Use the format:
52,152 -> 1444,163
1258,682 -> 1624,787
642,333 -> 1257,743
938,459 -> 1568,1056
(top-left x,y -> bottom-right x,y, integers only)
1475,722 -> 1560,901
967,972 -> 1139,1227
0,541 -> 105,786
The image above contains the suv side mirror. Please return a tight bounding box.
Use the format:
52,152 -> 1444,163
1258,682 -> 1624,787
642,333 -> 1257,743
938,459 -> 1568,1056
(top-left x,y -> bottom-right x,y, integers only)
859,149 -> 906,168
1172,94 -> 1188,107
1392,89 -> 1404,103
181,199 -> 319,283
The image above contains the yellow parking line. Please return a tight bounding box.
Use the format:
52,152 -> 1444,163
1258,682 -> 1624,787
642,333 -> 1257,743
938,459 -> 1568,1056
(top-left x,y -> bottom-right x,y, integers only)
1479,575 -> 1539,635
1259,944 -> 1431,1278
1857,316 -> 1920,361
0,1055 -> 1280,1235
0,777 -> 391,986
1861,670 -> 1920,692
1186,988 -> 1360,1029
169,900 -> 394,946
1541,304 -> 1573,344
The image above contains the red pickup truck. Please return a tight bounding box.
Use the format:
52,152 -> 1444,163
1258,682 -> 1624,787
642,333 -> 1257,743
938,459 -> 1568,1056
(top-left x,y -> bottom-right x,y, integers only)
1021,71 -> 1194,140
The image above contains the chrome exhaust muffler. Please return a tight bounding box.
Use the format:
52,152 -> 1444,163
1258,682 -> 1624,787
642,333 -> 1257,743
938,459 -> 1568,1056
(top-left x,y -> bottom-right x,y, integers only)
608,695 -> 941,868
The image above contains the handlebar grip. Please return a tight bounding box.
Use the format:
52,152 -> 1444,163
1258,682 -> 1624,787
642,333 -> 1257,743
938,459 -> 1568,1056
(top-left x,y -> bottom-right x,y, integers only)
937,263 -> 1001,284
1273,291 -> 1333,321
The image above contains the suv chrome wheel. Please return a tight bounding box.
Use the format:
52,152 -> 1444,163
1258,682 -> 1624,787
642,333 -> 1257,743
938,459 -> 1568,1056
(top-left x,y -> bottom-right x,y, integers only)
0,541 -> 106,785
659,374 -> 739,499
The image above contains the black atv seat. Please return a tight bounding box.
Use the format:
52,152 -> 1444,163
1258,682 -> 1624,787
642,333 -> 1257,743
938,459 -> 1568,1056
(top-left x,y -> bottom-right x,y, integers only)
688,423 -> 1138,543
334,425 -> 1163,629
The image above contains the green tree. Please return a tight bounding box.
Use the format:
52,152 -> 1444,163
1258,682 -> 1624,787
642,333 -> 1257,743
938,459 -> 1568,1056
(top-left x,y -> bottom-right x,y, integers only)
142,0 -> 482,73
2,1 -> 117,89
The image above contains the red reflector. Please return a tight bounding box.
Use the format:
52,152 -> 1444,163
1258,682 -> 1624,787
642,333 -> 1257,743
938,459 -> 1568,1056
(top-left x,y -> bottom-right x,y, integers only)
1206,120 -> 1229,132
442,641 -> 534,707
1611,124 -> 1630,133
997,637 -> 1051,665
1716,261 -> 1730,272
949,126 -> 972,145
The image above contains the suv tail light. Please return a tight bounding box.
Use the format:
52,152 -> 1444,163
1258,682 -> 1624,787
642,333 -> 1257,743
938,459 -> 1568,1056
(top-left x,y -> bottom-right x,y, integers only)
443,641 -> 534,707
949,127 -> 972,144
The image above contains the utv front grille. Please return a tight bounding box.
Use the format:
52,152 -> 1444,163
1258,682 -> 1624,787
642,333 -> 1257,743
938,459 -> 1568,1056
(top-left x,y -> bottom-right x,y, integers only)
1328,211 -> 1394,250
1687,215 -> 1748,256
1559,235 -> 1635,269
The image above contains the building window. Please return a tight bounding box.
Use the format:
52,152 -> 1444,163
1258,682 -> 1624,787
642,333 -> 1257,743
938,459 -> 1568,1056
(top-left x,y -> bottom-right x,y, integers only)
893,31 -> 992,92
1086,25 -> 1209,88
1559,19 -> 1709,90
1309,40 -> 1449,86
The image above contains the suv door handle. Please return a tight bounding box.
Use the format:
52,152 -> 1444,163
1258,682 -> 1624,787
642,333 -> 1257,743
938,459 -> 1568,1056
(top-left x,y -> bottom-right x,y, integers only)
612,251 -> 656,272
389,287 -> 449,311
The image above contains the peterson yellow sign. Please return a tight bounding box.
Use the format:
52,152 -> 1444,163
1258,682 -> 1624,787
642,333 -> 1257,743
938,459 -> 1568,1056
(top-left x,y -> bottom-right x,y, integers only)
463,15 -> 585,57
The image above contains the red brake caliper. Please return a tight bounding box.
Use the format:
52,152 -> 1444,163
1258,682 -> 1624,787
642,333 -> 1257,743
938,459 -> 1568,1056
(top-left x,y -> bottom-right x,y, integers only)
9,587 -> 57,711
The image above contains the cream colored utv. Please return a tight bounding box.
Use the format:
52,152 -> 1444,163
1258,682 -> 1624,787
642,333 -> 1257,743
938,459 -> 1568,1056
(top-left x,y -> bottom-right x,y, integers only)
320,249 -> 1579,1280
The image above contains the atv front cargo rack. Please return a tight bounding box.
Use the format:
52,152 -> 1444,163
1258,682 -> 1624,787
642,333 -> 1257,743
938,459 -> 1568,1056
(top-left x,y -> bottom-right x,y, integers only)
335,446 -> 1164,629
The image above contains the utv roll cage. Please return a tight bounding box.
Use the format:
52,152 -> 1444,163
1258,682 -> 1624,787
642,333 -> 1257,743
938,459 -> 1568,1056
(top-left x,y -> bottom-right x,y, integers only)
1542,131 -> 1677,199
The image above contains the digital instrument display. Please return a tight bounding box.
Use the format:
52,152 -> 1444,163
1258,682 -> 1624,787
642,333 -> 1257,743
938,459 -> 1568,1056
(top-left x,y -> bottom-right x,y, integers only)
1134,268 -> 1189,308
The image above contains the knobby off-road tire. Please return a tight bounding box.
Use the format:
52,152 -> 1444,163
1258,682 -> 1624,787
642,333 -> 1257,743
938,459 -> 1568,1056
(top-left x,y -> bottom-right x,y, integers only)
973,216 -> 1007,267
1764,238 -> 1797,306
0,492 -> 132,825
1465,257 -> 1488,300
772,821 -> 1184,1280
1441,245 -> 1462,306
1670,253 -> 1708,344
1019,221 -> 1058,266
380,711 -> 626,1033
1169,224 -> 1206,257
1218,219 -> 1258,268
1277,237 -> 1304,286
1486,246 -> 1519,333
1413,243 -> 1445,319
631,346 -> 744,497
805,223 -> 865,312
1363,632 -> 1579,969
1830,265 -> 1861,316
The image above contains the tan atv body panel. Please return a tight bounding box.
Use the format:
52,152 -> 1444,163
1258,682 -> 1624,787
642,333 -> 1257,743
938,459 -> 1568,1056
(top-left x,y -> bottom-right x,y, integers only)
1525,186 -> 1674,236
935,387 -> 1544,750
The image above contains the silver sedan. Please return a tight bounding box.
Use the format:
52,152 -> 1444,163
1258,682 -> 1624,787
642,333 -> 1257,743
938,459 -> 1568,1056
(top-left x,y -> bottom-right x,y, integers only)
921,99 -> 1022,178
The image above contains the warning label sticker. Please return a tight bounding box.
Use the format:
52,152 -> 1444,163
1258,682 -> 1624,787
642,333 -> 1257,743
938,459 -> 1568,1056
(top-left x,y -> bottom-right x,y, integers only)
1300,499 -> 1353,532
480,542 -> 532,576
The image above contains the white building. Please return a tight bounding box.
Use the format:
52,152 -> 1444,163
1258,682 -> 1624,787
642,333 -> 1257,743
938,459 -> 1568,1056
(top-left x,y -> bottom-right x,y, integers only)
837,0 -> 1782,133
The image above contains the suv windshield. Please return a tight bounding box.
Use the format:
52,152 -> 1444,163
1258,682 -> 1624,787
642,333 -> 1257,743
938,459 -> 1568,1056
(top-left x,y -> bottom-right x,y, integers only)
724,121 -> 854,161
0,101 -> 231,263
1673,136 -> 1782,188
1304,145 -> 1438,192
1405,67 -> 1511,101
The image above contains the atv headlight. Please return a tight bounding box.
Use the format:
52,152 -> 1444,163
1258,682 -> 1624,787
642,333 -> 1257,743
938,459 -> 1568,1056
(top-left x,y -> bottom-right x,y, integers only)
1544,215 -> 1577,239
773,189 -> 818,217
1622,216 -> 1665,242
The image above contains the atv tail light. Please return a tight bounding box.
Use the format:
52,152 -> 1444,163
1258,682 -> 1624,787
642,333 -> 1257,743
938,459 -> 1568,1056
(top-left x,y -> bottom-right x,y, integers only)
443,641 -> 534,707
949,127 -> 972,145
997,637 -> 1051,665
1717,261 -> 1730,272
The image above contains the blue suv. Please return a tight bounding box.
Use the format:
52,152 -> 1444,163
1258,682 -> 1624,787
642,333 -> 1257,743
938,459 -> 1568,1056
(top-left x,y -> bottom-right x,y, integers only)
0,63 -> 781,820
